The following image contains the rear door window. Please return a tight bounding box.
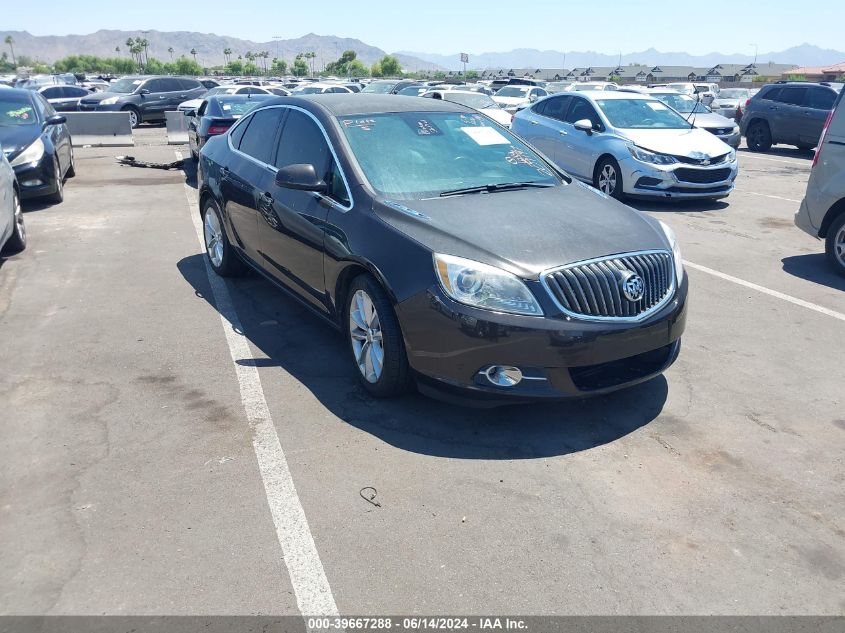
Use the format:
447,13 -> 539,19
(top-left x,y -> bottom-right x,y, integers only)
776,87 -> 807,106
178,79 -> 202,91
761,87 -> 782,102
41,87 -> 63,99
542,95 -> 572,121
806,88 -> 836,110
238,107 -> 283,164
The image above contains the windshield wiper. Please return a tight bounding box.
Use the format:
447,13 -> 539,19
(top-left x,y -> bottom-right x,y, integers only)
439,182 -> 555,197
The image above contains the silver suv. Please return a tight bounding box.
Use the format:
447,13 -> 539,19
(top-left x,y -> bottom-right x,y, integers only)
795,88 -> 845,275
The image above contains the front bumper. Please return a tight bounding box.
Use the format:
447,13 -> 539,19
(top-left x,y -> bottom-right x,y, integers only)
397,276 -> 688,405
621,155 -> 738,200
77,101 -> 123,112
12,152 -> 59,200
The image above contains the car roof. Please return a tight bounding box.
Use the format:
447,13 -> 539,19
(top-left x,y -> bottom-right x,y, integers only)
258,94 -> 471,116
574,91 -> 653,101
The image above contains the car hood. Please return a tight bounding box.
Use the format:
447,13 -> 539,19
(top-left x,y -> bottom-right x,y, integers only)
373,182 -> 668,279
493,96 -> 529,106
686,112 -> 737,129
179,98 -> 203,110
0,125 -> 41,160
621,127 -> 732,157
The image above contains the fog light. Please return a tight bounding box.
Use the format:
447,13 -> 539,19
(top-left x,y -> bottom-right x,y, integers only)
481,365 -> 523,387
21,179 -> 43,187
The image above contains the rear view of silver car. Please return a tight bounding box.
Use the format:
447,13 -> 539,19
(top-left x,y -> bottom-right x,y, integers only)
512,92 -> 737,200
795,89 -> 845,276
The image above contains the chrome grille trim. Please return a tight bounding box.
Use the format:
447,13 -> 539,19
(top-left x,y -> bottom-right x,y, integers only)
540,250 -> 676,322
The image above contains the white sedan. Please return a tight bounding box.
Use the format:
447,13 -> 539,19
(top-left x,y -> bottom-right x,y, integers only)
423,90 -> 513,127
291,83 -> 354,95
492,85 -> 549,114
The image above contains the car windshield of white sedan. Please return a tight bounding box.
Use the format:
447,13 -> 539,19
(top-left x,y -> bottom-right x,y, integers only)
0,99 -> 38,126
719,89 -> 749,99
338,112 -> 561,200
596,99 -> 692,129
443,93 -> 497,109
653,93 -> 711,114
495,86 -> 529,97
293,86 -> 325,95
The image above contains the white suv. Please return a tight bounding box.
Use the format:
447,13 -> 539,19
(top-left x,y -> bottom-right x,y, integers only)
795,89 -> 845,276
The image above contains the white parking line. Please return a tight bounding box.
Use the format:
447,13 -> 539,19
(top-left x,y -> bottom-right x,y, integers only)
178,154 -> 340,626
743,191 -> 801,204
738,153 -> 811,167
684,260 -> 845,323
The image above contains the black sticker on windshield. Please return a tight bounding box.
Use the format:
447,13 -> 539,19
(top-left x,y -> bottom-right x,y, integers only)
342,118 -> 376,131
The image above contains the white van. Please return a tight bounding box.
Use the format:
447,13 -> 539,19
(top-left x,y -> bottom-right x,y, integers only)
795,88 -> 845,276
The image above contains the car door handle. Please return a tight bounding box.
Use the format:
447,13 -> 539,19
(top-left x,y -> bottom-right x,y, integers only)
529,120 -> 539,125
559,129 -> 568,135
769,105 -> 779,110
179,94 -> 186,98
220,166 -> 230,179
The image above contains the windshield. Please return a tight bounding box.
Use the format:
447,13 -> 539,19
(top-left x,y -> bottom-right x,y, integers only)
216,98 -> 270,116
293,86 -> 325,95
596,98 -> 693,129
107,77 -> 143,94
337,112 -> 560,200
398,86 -> 428,96
0,96 -> 38,126
361,81 -> 397,94
443,93 -> 496,109
652,93 -> 710,113
667,84 -> 694,94
495,86 -> 529,97
719,89 -> 749,99
546,82 -> 570,92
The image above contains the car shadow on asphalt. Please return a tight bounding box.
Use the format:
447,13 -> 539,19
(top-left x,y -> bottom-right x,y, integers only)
737,147 -> 814,161
625,198 -> 729,214
782,254 -> 845,292
176,253 -> 669,460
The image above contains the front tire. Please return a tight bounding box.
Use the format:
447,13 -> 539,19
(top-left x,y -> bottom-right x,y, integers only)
66,148 -> 76,178
124,107 -> 140,129
1,190 -> 26,254
825,213 -> 845,278
345,275 -> 411,398
594,157 -> 624,200
202,199 -> 245,277
45,156 -> 64,204
746,121 -> 772,152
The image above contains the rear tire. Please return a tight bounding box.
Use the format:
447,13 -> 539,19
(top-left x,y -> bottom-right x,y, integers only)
825,212 -> 845,278
201,198 -> 245,277
345,274 -> 411,398
1,190 -> 26,254
746,121 -> 772,152
594,156 -> 624,200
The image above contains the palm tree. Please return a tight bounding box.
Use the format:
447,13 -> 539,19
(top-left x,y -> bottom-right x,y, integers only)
115,45 -> 121,57
140,38 -> 149,66
168,46 -> 174,61
304,51 -> 316,77
261,51 -> 269,74
190,48 -> 197,63
223,47 -> 232,65
5,36 -> 16,68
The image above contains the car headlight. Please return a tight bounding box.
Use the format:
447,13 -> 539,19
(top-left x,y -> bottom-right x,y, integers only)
628,144 -> 677,165
434,253 -> 543,316
9,138 -> 45,167
99,95 -> 119,105
659,221 -> 684,285
732,125 -> 739,135
727,148 -> 737,163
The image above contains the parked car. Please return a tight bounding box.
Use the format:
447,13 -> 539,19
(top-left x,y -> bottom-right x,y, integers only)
422,90 -> 512,127
648,90 -> 741,148
178,85 -> 275,113
431,83 -> 494,95
666,82 -> 719,106
197,94 -> 687,403
396,85 -> 431,97
545,82 -> 573,94
342,83 -> 364,93
360,79 -> 421,95
185,94 -> 275,160
78,75 -> 206,128
199,79 -> 220,90
493,85 -> 548,114
15,74 -> 77,90
710,87 -> 756,121
741,82 -> 843,152
568,82 -> 619,92
291,83 -> 354,95
0,88 -> 74,202
794,88 -> 845,276
36,85 -> 92,112
0,150 -> 25,255
512,91 -> 736,200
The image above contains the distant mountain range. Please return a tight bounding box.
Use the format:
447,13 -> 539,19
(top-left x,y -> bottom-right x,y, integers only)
398,44 -> 845,71
0,30 -> 445,71
3,30 -> 842,75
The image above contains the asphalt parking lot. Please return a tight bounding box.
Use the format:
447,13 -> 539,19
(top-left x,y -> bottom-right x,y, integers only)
1,124 -> 844,618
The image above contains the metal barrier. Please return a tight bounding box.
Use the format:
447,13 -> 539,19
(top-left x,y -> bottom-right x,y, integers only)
165,111 -> 190,145
63,112 -> 133,147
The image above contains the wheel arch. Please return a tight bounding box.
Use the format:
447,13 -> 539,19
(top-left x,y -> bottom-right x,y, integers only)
819,197 -> 845,239
332,259 -> 399,326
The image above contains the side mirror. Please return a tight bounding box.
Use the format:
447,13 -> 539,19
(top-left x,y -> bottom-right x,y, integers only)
573,118 -> 594,134
139,88 -> 150,96
275,164 -> 327,193
44,114 -> 67,127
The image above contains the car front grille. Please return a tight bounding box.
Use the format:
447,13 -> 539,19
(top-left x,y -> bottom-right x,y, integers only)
705,127 -> 735,136
675,153 -> 729,165
675,167 -> 732,184
542,251 -> 675,321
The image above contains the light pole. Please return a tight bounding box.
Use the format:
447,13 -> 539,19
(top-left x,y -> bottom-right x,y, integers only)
750,43 -> 758,67
273,36 -> 282,61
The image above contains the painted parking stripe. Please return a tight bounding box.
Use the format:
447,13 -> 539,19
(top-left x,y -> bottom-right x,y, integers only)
738,153 -> 811,167
743,191 -> 801,204
684,260 -> 845,323
178,157 -> 340,626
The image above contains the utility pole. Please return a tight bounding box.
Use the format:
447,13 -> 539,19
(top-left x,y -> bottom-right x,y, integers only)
273,36 -> 282,60
750,43 -> 758,67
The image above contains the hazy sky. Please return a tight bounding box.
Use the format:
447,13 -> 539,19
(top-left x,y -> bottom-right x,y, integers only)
3,0 -> 841,55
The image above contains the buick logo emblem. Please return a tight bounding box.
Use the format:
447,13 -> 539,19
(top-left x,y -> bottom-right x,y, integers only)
620,271 -> 645,302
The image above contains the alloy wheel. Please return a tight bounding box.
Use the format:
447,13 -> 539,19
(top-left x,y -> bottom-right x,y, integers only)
13,194 -> 25,245
835,225 -> 845,267
348,289 -> 384,384
128,110 -> 138,128
203,209 -> 224,268
598,164 -> 617,195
